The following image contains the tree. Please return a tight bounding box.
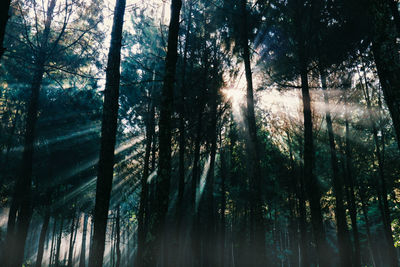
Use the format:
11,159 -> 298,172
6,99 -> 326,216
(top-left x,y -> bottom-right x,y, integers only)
88,0 -> 126,266
0,0 -> 11,59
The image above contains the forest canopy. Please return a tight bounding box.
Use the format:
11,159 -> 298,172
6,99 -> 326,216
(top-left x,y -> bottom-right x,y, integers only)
0,0 -> 400,267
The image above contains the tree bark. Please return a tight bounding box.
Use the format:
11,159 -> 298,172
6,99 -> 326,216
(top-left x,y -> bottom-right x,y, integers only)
239,1 -> 265,265
88,0 -> 126,266
35,210 -> 51,267
370,0 -> 400,151
177,0 -> 193,225
220,145 -> 227,267
116,205 -> 121,267
300,61 -> 329,267
3,1 -> 57,266
68,213 -> 76,267
55,216 -> 64,267
342,89 -> 362,267
145,0 -> 182,266
79,213 -> 88,267
0,0 -> 11,59
49,217 -> 57,266
358,64 -> 398,266
320,72 -> 353,266
136,72 -> 156,267
203,63 -> 219,267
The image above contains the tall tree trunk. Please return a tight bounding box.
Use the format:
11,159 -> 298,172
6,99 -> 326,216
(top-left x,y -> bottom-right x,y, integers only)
359,184 -> 378,267
295,136 -> 310,267
286,131 -> 301,267
35,210 -> 51,267
358,64 -> 398,266
116,205 -> 121,267
88,0 -> 126,266
68,213 -> 76,267
49,217 -> 58,266
79,213 -> 88,267
220,146 -> 227,267
191,102 -> 204,267
0,0 -> 11,59
320,72 -> 353,266
136,73 -> 156,267
55,216 -> 64,267
177,0 -> 193,224
145,0 -> 182,265
369,0 -> 400,151
239,1 -> 265,265
3,1 -> 57,266
299,60 -> 329,267
387,0 -> 400,36
203,65 -> 219,267
342,89 -> 362,267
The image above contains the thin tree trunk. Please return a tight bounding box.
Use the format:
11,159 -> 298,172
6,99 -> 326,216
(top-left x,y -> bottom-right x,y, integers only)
191,103 -> 204,267
320,72 -> 353,266
68,213 -> 76,267
358,63 -> 398,266
299,58 -> 329,267
359,185 -> 378,267
136,72 -> 156,267
49,217 -> 57,266
203,63 -> 219,266
79,213 -> 88,267
88,0 -> 125,266
177,0 -> 193,224
55,216 -> 64,267
220,146 -> 227,267
116,205 -> 121,267
342,90 -> 362,267
239,1 -> 265,265
35,210 -> 51,267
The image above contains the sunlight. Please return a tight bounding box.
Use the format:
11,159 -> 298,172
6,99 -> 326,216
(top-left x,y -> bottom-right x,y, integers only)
257,89 -> 301,120
222,88 -> 246,125
196,155 -> 211,211
147,169 -> 157,184
114,135 -> 144,155
3,124 -> 100,154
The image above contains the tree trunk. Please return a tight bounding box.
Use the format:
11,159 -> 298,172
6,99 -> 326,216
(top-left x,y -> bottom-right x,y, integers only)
136,73 -> 156,267
191,101 -> 204,267
145,0 -> 182,265
55,216 -> 64,267
203,64 -> 219,266
0,0 -> 11,59
68,213 -> 76,267
177,0 -> 193,225
320,72 -> 353,266
359,185 -> 378,267
220,146 -> 227,267
342,89 -> 362,267
88,0 -> 125,266
358,63 -> 398,266
35,210 -> 51,267
239,1 -> 265,265
3,1 -> 57,266
387,0 -> 400,36
300,60 -> 329,267
370,0 -> 400,151
79,213 -> 88,267
116,206 -> 121,267
49,217 -> 58,266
